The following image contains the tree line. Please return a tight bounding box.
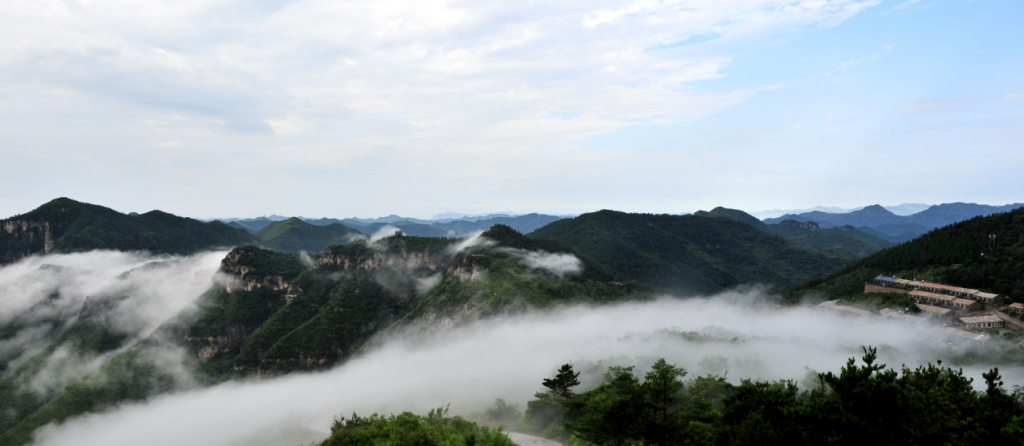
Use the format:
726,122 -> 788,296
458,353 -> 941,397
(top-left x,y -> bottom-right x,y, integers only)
519,348 -> 1024,446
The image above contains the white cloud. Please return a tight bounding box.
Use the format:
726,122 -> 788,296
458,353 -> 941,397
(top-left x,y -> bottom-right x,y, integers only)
0,0 -> 881,157
447,230 -> 496,254
498,248 -> 584,277
887,0 -> 934,12
28,294 -> 1024,446
0,250 -> 225,394
836,44 -> 895,70
0,0 -> 890,218
368,225 -> 402,244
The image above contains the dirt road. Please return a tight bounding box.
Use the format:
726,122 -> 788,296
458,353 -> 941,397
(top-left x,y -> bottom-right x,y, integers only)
507,432 -> 563,446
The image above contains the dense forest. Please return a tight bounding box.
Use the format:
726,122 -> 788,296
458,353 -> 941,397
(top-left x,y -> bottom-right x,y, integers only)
789,207 -> 1024,303
0,198 -> 254,264
692,207 -> 893,261
254,217 -> 365,252
321,407 -> 513,446
505,349 -> 1024,446
528,210 -> 848,295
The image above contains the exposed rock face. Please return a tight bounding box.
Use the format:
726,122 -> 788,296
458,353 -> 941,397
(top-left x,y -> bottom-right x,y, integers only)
780,219 -> 822,232
223,273 -> 290,293
184,328 -> 248,358
219,249 -> 291,293
316,250 -> 446,271
446,255 -> 487,282
0,219 -> 67,263
1,204 -> 74,254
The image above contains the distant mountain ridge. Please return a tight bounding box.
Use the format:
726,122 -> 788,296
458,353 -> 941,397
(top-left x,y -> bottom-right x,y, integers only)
0,198 -> 254,264
255,218 -> 365,252
693,207 -> 893,261
528,210 -> 848,295
218,213 -> 568,238
764,202 -> 1024,241
432,213 -> 563,236
749,203 -> 932,219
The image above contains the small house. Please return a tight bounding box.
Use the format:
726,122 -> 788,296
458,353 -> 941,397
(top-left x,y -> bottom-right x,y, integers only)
917,304 -> 953,318
1008,302 -> 1024,315
960,315 -> 1004,330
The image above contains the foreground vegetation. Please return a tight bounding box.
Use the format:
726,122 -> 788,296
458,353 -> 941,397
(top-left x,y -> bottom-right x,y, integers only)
513,348 -> 1024,446
322,406 -> 513,446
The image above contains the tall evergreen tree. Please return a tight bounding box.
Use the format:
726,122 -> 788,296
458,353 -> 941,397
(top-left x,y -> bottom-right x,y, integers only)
543,364 -> 581,400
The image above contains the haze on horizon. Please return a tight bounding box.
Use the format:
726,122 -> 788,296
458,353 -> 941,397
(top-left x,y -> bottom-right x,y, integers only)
1,0 -> 1021,219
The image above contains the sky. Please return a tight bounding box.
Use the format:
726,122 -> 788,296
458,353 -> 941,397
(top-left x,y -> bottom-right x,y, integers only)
1,0 -> 1021,220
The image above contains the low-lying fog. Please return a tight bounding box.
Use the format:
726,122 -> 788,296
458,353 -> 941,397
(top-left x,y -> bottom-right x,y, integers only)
25,285 -> 1024,446
0,250 -> 226,391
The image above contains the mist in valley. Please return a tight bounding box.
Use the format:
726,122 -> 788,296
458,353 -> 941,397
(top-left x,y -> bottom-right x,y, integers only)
0,250 -> 226,387
0,249 -> 1015,446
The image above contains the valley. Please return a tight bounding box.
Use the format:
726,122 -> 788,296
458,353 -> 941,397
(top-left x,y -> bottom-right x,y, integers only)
0,198 -> 1022,446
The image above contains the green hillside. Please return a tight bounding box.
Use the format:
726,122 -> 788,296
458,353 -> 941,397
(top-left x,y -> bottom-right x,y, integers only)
0,284 -> 212,445
692,206 -> 766,227
691,208 -> 892,261
0,198 -> 254,264
528,210 -> 847,295
255,217 -> 365,252
226,221 -> 258,234
788,207 -> 1024,303
182,225 -> 640,380
763,221 -> 893,260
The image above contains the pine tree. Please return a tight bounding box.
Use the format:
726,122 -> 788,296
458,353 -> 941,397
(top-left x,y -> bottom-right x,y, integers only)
543,364 -> 581,400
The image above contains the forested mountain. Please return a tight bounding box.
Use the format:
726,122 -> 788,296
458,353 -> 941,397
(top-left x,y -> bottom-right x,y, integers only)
0,226 -> 642,443
692,207 -> 766,227
763,221 -> 893,260
0,198 -> 254,264
431,213 -> 563,236
691,207 -> 892,261
226,221 -> 258,234
528,210 -> 848,295
765,202 -> 1024,240
789,207 -> 1024,303
254,218 -> 365,252
217,216 -> 283,232
219,213 -> 566,238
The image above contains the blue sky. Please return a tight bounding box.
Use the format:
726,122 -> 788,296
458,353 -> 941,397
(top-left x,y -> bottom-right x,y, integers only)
0,0 -> 1020,219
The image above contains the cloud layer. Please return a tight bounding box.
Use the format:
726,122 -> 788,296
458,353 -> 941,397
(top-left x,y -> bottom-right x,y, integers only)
0,0 -> 894,218
0,250 -> 225,387
29,293 -> 1024,446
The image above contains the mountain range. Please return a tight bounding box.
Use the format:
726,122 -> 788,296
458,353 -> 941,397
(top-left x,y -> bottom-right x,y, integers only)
789,206 -> 1024,304
528,210 -> 848,295
749,203 -> 932,219
2,197 -> 1023,444
764,202 -> 1024,242
221,213 -> 564,238
693,207 -> 894,260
